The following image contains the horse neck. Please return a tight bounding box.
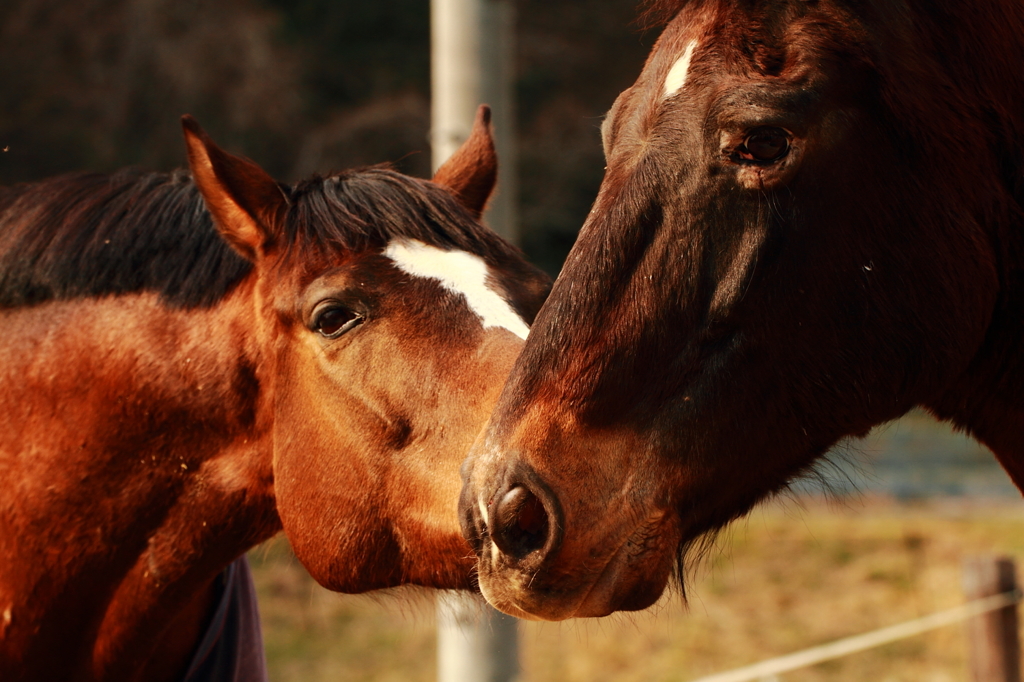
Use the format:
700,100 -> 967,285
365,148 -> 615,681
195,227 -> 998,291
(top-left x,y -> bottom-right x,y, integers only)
0,280 -> 280,680
883,0 -> 1024,471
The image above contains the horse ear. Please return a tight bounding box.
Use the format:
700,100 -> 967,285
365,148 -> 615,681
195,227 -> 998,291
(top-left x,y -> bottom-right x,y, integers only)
181,115 -> 289,261
432,105 -> 498,218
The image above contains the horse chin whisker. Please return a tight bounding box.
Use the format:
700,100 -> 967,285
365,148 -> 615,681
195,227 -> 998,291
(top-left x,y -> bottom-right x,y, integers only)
672,524 -> 727,605
791,440 -> 872,504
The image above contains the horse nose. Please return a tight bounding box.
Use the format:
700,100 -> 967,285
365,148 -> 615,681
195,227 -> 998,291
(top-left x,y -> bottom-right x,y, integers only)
488,475 -> 562,562
459,461 -> 563,564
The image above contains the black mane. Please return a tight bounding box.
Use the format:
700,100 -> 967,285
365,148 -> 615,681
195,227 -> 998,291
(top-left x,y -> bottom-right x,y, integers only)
0,168 -> 248,309
0,165 -> 517,309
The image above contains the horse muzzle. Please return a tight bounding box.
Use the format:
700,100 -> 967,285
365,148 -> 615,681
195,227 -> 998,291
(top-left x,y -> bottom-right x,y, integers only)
459,453 -> 679,620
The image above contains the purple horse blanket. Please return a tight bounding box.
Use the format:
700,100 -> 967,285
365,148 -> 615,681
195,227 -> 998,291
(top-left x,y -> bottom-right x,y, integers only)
181,557 -> 268,682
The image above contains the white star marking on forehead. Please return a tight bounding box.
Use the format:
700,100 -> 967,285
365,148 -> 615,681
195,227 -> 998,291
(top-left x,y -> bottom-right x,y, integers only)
664,40 -> 698,99
383,239 -> 530,340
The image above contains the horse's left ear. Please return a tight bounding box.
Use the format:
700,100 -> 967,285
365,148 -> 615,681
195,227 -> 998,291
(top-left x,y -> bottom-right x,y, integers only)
432,105 -> 498,218
181,115 -> 289,261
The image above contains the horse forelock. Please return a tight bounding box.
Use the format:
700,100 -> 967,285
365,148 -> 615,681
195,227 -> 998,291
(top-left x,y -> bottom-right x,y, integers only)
639,0 -> 695,28
283,167 -> 519,267
640,0 -> 852,29
674,1 -> 870,74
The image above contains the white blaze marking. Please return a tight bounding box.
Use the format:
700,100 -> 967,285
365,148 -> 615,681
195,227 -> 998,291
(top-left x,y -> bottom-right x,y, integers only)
384,239 -> 530,339
663,40 -> 698,99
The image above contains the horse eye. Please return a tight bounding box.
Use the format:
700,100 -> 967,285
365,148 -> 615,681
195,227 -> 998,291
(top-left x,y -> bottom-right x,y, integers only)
313,305 -> 362,338
738,128 -> 790,162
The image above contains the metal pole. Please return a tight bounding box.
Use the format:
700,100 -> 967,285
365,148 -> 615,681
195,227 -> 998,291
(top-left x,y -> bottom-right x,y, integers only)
437,591 -> 520,682
964,556 -> 1021,682
432,1 -> 521,679
431,0 -> 518,243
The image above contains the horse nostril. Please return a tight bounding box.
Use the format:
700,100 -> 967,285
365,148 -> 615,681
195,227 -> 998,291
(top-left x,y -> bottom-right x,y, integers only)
492,485 -> 550,560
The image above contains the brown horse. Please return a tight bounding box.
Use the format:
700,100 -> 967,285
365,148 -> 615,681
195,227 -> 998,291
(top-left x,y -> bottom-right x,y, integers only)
460,0 -> 1024,620
0,107 -> 549,680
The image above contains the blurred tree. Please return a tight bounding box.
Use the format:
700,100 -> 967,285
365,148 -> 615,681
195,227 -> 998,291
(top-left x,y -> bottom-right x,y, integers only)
0,0 -> 302,179
516,0 -> 653,273
0,0 -> 654,273
261,0 -> 434,179
263,1 -> 430,109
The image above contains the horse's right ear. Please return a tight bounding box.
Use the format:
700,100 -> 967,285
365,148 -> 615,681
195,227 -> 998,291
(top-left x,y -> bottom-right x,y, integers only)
181,115 -> 289,261
432,105 -> 498,219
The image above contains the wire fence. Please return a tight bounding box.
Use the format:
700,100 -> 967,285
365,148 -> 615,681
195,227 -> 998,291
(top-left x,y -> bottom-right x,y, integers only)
437,556 -> 1022,682
688,588 -> 1022,682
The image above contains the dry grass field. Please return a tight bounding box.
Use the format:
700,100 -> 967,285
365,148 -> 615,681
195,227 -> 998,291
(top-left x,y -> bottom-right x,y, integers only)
250,495 -> 1024,682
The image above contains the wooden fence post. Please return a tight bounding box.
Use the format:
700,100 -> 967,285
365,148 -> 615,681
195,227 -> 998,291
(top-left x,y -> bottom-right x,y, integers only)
963,556 -> 1021,682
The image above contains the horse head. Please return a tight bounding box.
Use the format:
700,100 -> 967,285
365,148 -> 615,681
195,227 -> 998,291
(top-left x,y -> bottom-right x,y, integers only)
183,108 -> 550,592
460,0 -> 1024,619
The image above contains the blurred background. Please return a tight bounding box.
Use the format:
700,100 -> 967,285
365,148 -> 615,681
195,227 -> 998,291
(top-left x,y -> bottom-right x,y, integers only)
0,0 -> 652,274
3,1 -> 1021,680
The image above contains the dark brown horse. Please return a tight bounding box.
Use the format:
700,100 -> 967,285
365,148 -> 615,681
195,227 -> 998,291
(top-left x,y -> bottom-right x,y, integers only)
460,0 -> 1024,620
0,107 -> 549,680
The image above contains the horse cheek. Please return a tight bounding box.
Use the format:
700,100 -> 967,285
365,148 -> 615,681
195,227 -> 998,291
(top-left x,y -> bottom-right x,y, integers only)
270,343 -> 401,592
